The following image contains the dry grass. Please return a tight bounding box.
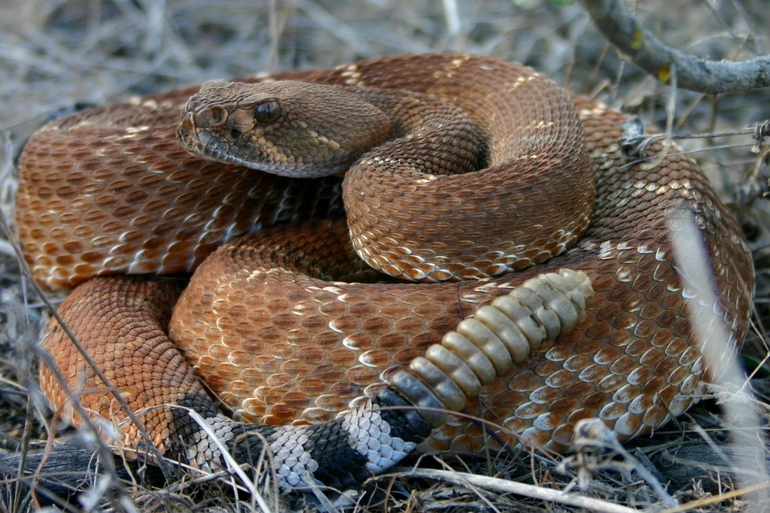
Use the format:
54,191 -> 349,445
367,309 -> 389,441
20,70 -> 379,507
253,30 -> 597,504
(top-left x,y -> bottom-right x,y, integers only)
1,0 -> 769,511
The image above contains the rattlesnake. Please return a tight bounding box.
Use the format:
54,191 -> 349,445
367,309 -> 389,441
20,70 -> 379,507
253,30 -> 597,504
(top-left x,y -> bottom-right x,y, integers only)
15,54 -> 754,491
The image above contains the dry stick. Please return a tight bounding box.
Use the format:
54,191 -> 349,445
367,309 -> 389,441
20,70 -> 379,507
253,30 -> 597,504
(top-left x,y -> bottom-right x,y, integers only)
13,391 -> 37,513
382,469 -> 640,513
266,0 -> 290,74
440,0 -> 461,37
186,411 -> 275,513
432,457 -> 503,513
668,207 -> 769,509
578,0 -> 770,94
617,119 -> 768,174
659,481 -> 770,513
640,61 -> 677,170
568,419 -> 677,508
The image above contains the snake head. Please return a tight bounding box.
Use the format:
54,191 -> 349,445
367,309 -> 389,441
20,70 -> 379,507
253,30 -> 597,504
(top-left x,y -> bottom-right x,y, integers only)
177,79 -> 393,178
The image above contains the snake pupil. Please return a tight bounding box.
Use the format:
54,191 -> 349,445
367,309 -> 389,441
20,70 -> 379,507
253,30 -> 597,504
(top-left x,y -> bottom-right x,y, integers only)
255,100 -> 280,124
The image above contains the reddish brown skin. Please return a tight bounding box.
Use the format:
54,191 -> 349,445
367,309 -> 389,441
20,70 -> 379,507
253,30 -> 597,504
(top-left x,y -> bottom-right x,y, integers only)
18,54 -> 753,459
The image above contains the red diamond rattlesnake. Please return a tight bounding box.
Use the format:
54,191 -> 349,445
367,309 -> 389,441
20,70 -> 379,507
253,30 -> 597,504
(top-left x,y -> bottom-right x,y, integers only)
15,54 -> 754,488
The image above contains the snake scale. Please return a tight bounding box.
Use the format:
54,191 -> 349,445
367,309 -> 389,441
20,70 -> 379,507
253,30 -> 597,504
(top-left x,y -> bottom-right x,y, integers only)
15,54 -> 754,492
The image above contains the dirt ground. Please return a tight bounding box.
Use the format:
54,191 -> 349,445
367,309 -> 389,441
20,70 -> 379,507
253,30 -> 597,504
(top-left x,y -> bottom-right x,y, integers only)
1,0 -> 770,511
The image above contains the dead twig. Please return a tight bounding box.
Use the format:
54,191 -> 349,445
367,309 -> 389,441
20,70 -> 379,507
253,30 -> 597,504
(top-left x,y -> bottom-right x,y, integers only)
579,0 -> 770,94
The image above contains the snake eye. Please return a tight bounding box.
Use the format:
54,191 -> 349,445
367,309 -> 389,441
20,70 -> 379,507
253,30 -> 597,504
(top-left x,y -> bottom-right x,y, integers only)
255,100 -> 280,125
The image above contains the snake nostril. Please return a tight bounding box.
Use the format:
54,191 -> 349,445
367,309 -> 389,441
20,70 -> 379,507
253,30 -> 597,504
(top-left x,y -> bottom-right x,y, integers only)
230,128 -> 242,140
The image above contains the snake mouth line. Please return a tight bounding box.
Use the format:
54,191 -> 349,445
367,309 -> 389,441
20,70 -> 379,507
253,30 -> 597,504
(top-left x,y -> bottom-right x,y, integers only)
197,139 -> 252,168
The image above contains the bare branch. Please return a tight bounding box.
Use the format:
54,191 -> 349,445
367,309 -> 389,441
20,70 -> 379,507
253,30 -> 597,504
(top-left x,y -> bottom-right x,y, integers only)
579,0 -> 770,94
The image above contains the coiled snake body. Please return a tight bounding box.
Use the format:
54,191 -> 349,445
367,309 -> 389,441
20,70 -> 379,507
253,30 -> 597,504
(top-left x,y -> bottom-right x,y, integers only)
16,54 -> 754,490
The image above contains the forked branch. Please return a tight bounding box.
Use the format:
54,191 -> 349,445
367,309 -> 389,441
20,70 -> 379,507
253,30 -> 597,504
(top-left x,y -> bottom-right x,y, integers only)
579,0 -> 770,94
